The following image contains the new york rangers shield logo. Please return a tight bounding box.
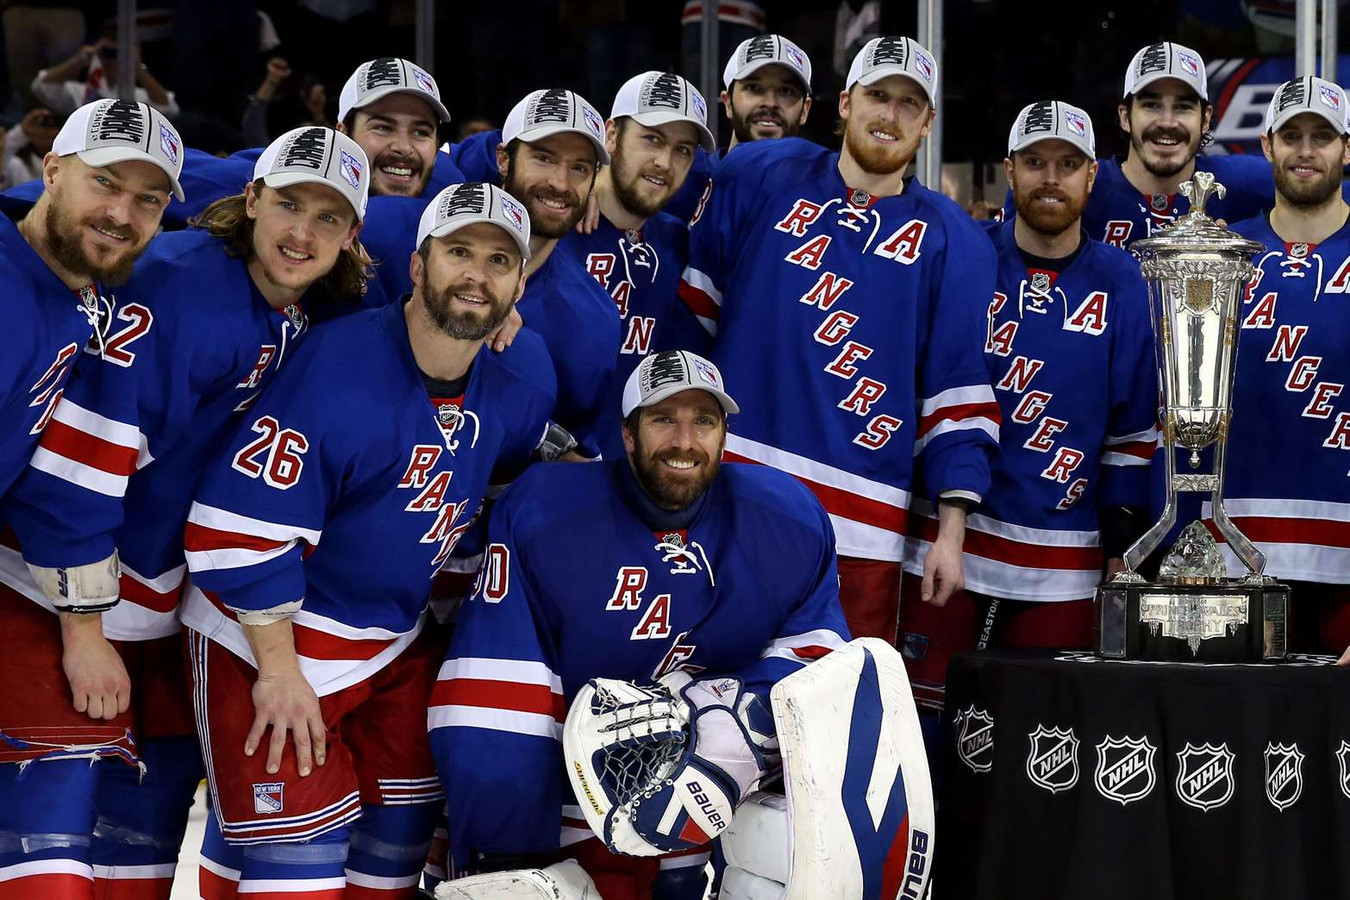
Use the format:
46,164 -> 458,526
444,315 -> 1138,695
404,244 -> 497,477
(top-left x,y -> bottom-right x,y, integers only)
253,782 -> 284,814
1264,742 -> 1305,811
1026,725 -> 1079,793
954,706 -> 993,773
1175,742 -> 1235,811
1094,735 -> 1157,806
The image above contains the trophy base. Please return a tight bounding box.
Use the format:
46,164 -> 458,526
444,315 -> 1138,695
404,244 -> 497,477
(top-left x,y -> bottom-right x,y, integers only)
1095,581 -> 1289,662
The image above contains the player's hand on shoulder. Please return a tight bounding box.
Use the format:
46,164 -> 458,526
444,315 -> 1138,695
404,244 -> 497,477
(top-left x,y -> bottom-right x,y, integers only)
247,666 -> 327,777
575,190 -> 600,235
488,306 -> 523,352
59,613 -> 131,721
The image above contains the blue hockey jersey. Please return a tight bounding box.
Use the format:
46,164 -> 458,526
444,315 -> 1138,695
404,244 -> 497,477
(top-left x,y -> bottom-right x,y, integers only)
0,206 -> 101,501
429,459 -> 849,867
2,230 -> 309,640
516,248 -> 622,458
903,221 -> 1158,601
181,301 -> 556,694
663,146 -> 718,225
679,137 -> 1001,562
558,212 -> 707,459
1213,214 -> 1350,582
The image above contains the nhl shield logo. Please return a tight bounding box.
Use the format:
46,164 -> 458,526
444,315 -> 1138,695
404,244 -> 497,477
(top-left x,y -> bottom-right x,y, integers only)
1264,742 -> 1305,811
1094,735 -> 1157,806
1337,740 -> 1350,800
1030,271 -> 1051,293
1175,742 -> 1235,811
1026,725 -> 1080,793
954,706 -> 994,773
1290,242 -> 1310,258
1150,193 -> 1169,212
253,782 -> 284,814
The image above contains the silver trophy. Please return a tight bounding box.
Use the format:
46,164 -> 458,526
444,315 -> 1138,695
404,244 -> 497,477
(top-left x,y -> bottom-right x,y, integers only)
1096,171 -> 1289,661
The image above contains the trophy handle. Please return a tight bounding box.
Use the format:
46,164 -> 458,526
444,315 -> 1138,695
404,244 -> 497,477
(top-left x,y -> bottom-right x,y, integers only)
1209,439 -> 1266,578
1122,441 -> 1177,574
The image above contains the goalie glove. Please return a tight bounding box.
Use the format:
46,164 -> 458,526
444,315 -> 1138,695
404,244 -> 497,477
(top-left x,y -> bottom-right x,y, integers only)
27,552 -> 121,613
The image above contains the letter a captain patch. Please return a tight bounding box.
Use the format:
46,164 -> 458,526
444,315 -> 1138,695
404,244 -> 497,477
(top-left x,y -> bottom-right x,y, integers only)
254,782 -> 284,814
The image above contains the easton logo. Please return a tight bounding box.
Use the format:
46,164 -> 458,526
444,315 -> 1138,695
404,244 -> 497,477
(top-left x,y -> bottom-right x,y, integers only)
362,57 -> 403,91
1337,740 -> 1350,800
438,182 -> 486,220
1021,101 -> 1055,136
253,782 -> 284,814
279,128 -> 328,170
1026,725 -> 1079,793
1094,735 -> 1157,806
1175,742 -> 1235,811
640,73 -> 686,112
954,706 -> 994,773
89,99 -> 145,146
1264,742 -> 1305,812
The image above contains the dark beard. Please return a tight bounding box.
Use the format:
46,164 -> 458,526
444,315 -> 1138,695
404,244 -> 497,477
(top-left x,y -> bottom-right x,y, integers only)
372,149 -> 428,197
43,199 -> 142,286
1013,187 -> 1087,237
502,170 -> 585,239
843,118 -> 909,176
423,278 -> 513,341
730,106 -> 798,144
630,437 -> 720,510
611,153 -> 676,219
1130,126 -> 1199,179
1273,163 -> 1343,209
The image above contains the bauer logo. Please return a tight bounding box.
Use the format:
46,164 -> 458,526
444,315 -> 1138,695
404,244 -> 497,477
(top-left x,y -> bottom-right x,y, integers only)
253,782 -> 284,814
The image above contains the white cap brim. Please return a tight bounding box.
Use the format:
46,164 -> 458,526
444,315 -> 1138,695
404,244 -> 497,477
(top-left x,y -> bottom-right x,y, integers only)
1008,133 -> 1094,157
1126,71 -> 1206,101
421,213 -> 531,261
514,121 -> 610,166
260,171 -> 364,221
724,57 -> 810,92
1268,105 -> 1349,135
347,84 -> 451,124
76,147 -> 185,202
628,110 -> 717,153
623,379 -> 739,418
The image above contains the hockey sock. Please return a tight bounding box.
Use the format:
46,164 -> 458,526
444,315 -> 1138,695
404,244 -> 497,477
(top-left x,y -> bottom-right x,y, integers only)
0,758 -> 99,900
92,736 -> 203,900
198,815 -> 243,900
237,826 -> 350,899
344,804 -> 438,898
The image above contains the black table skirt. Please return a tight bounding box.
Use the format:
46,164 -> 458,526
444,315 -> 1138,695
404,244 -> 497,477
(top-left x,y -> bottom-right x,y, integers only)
936,650 -> 1350,900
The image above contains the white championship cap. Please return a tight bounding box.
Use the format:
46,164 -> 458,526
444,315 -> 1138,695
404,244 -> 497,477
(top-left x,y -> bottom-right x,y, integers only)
502,88 -> 610,165
722,34 -> 812,92
622,349 -> 739,418
1008,100 -> 1096,158
416,181 -> 531,261
611,71 -> 717,153
1123,42 -> 1208,101
338,57 -> 451,124
52,99 -> 186,202
1265,76 -> 1350,135
845,36 -> 938,107
253,126 -> 370,222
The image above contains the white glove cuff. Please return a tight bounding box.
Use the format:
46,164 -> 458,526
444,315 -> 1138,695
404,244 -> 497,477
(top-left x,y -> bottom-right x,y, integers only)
230,600 -> 303,626
28,552 -> 120,613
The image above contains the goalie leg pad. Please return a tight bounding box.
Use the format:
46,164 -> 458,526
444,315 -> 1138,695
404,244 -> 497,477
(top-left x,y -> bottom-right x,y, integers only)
433,860 -> 599,900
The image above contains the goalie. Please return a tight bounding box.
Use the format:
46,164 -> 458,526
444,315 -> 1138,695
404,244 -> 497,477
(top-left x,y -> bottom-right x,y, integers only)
427,350 -> 851,898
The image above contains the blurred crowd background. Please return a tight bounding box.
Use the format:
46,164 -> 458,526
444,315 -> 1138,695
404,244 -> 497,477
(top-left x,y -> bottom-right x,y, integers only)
0,0 -> 1338,211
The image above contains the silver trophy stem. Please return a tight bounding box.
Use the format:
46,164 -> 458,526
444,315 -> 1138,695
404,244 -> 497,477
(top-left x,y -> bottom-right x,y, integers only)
1123,438 -> 1177,574
1210,439 -> 1266,577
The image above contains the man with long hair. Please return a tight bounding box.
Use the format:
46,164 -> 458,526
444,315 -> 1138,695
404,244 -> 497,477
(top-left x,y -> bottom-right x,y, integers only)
1,125 -> 368,900
181,182 -> 556,900
0,98 -> 184,900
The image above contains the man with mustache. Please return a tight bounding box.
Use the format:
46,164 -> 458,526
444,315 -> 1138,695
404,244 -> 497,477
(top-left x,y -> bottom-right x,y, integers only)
901,102 -> 1157,721
1223,77 -> 1350,663
559,71 -> 717,460
0,98 -> 185,900
429,349 -> 848,899
679,37 -> 1000,671
1003,42 -> 1277,248
0,125 -> 368,900
181,181 -> 556,899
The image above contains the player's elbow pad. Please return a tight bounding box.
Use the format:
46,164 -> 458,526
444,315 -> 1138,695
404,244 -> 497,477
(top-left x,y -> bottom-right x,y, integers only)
28,552 -> 121,613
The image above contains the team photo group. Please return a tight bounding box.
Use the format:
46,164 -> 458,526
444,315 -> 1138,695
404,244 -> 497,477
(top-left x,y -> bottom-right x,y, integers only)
0,18 -> 1347,900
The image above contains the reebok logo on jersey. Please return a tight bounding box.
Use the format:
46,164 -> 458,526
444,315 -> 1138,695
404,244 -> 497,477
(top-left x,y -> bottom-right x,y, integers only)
253,782 -> 284,814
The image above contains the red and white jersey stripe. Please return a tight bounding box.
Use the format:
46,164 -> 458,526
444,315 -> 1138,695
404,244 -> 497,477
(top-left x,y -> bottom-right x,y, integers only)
1204,497 -> 1350,584
722,432 -> 912,562
26,399 -> 151,498
1102,425 -> 1159,468
184,501 -> 322,575
376,776 -> 444,806
677,265 -> 722,336
427,656 -> 565,741
913,385 -> 1002,454
903,505 -> 1104,602
759,628 -> 848,664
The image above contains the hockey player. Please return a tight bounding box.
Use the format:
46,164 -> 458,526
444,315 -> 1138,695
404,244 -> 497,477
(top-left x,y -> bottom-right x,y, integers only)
182,181 -> 556,900
1003,42 -> 1275,248
678,36 -> 1001,644
901,102 -> 1157,714
558,71 -> 716,460
429,349 -> 849,899
0,126 -> 368,900
0,98 -> 184,900
1225,77 -> 1350,661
